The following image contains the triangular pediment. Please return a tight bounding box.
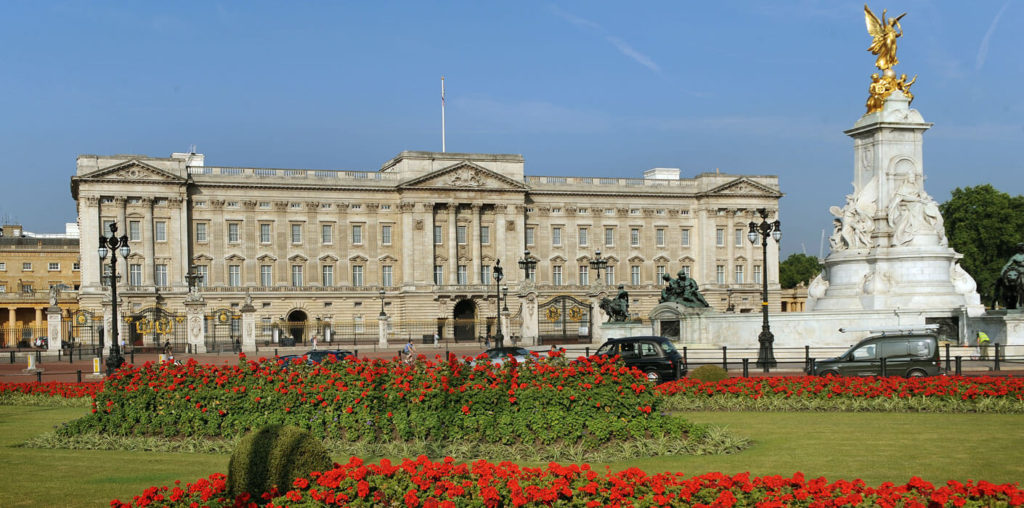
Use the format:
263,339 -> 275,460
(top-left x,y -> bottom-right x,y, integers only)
628,255 -> 645,264
256,254 -> 277,262
653,255 -> 670,263
319,254 -> 339,263
79,159 -> 187,183
287,254 -> 308,263
398,162 -> 528,191
679,256 -> 696,263
700,177 -> 782,198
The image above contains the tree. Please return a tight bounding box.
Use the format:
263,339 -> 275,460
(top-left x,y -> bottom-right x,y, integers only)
779,253 -> 822,289
939,185 -> 1024,306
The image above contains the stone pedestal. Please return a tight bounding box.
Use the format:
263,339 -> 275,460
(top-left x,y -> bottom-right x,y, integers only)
519,290 -> 539,346
378,316 -> 389,348
240,301 -> 257,353
599,321 -> 653,340
807,91 -> 983,319
101,300 -> 126,356
46,306 -> 63,351
650,302 -> 712,343
184,300 -> 207,354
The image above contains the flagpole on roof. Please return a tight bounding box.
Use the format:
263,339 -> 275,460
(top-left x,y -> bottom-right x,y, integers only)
441,76 -> 446,153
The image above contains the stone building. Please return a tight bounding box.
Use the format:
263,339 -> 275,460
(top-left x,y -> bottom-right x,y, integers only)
0,224 -> 80,347
70,151 -> 781,350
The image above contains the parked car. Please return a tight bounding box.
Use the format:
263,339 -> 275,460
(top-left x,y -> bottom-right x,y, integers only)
593,336 -> 686,383
304,349 -> 355,364
471,346 -> 531,366
277,349 -> 355,367
808,333 -> 942,377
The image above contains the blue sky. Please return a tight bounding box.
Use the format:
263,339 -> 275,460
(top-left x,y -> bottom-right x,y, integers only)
1,1 -> 1021,257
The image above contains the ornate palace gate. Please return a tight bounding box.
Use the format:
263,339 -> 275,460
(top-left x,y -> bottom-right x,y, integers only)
537,295 -> 592,345
127,307 -> 187,350
69,310 -> 101,350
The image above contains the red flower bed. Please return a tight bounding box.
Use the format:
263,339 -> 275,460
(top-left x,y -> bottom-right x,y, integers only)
64,352 -> 686,445
114,456 -> 1024,507
0,381 -> 102,399
656,375 -> 1024,401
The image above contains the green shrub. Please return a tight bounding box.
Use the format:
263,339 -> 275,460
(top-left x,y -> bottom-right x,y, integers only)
689,365 -> 729,382
227,424 -> 332,498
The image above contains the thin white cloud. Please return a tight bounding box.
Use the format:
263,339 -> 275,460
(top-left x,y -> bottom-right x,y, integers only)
605,36 -> 661,72
453,96 -> 612,134
976,1 -> 1011,71
548,4 -> 661,73
548,5 -> 601,30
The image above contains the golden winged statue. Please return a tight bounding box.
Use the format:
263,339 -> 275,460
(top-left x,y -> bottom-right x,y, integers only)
864,5 -> 905,71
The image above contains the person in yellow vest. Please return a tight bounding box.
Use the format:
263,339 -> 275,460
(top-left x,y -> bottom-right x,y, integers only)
976,331 -> 991,361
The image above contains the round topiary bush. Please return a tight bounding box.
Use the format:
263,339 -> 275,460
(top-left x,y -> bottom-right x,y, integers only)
688,365 -> 729,382
227,424 -> 332,498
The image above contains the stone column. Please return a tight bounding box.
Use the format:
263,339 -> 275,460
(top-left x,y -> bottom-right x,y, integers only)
240,299 -> 257,353
378,315 -> 389,348
471,204 -> 482,283
142,197 -> 155,285
423,203 -> 436,285
184,300 -> 207,354
447,203 -> 457,284
34,307 -> 43,332
495,205 -> 507,279
46,306 -> 63,351
401,202 -> 415,288
7,308 -> 15,347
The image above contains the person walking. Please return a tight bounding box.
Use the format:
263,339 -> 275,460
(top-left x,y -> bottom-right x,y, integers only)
433,331 -> 439,349
977,331 -> 991,361
311,334 -> 318,351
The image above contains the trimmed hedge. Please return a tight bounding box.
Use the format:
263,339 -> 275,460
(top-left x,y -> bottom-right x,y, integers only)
227,424 -> 331,499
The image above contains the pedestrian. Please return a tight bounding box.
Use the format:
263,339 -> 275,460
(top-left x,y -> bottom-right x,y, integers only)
311,334 -> 318,351
433,331 -> 440,349
977,331 -> 991,361
484,334 -> 491,349
549,344 -> 558,357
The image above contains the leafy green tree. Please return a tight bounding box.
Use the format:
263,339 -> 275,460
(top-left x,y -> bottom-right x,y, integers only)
940,185 -> 1024,306
779,253 -> 822,289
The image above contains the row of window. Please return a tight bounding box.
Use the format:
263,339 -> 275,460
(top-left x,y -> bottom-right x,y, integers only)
523,227 -> 697,248
119,220 -> 752,251
0,282 -> 81,294
0,262 -> 79,272
139,262 -> 763,289
198,223 -> 389,246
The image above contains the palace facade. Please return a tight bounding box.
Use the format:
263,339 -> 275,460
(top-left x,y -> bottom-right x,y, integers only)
70,151 -> 781,349
0,224 -> 81,347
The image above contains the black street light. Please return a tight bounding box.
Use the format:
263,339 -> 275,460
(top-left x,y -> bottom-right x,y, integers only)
98,222 -> 130,376
517,250 -> 537,283
748,208 -> 782,370
378,288 -> 387,318
492,259 -> 504,348
502,286 -> 509,312
589,249 -> 608,286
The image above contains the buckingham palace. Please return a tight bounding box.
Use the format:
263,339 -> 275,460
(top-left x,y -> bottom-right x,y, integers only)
70,150 -> 781,351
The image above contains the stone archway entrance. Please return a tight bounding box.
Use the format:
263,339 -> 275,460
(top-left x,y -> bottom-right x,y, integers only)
287,310 -> 308,344
453,299 -> 476,342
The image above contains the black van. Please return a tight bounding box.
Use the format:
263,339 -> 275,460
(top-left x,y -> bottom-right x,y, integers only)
594,336 -> 686,383
809,333 -> 943,377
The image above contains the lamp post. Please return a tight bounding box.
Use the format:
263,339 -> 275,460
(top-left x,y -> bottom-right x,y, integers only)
378,289 -> 386,318
98,222 -> 130,376
492,259 -> 504,348
748,208 -> 782,369
518,250 -> 537,283
589,249 -> 608,286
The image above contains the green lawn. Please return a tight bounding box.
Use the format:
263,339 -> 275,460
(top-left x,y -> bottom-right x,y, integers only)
0,406 -> 1021,507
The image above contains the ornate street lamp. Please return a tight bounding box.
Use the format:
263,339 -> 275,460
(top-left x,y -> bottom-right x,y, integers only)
517,250 -> 537,284
492,259 -> 504,349
589,249 -> 608,286
98,222 -> 130,376
378,288 -> 387,318
748,208 -> 782,369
